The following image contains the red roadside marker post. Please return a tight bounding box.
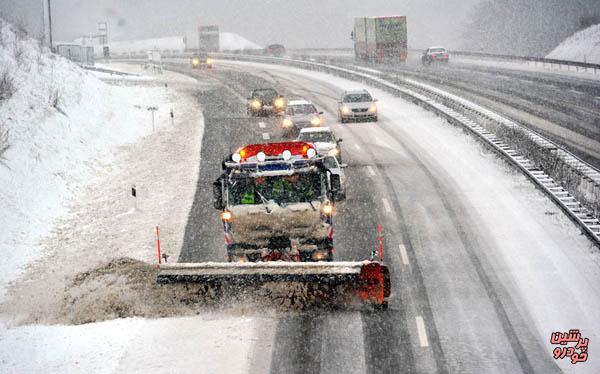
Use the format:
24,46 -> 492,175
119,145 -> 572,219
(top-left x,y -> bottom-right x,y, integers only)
156,226 -> 162,265
378,224 -> 384,263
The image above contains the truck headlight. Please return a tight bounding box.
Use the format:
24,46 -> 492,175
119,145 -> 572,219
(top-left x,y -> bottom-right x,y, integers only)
282,118 -> 293,127
328,148 -> 339,156
274,98 -> 285,108
220,210 -> 233,222
251,100 -> 262,109
321,203 -> 334,216
192,58 -> 199,65
206,58 -> 213,65
310,117 -> 321,126
368,104 -> 377,112
341,106 -> 351,114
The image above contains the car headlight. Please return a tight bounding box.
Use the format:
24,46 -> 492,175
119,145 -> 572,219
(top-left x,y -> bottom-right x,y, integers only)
310,117 -> 321,126
206,58 -> 213,65
251,100 -> 262,109
368,104 -> 377,112
328,148 -> 339,156
274,98 -> 285,108
341,106 -> 351,114
192,58 -> 199,65
282,118 -> 293,127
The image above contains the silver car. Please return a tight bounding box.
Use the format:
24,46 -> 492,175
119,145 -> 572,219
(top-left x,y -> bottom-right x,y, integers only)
297,127 -> 343,162
338,90 -> 378,123
281,99 -> 324,137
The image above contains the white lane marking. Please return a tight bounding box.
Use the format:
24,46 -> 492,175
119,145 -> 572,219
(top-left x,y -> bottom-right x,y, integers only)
258,122 -> 266,129
366,166 -> 376,177
262,132 -> 270,140
416,316 -> 429,347
382,198 -> 392,213
354,144 -> 361,151
398,244 -> 409,265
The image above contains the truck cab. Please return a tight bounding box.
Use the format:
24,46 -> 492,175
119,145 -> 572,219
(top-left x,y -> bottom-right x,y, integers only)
213,142 -> 345,262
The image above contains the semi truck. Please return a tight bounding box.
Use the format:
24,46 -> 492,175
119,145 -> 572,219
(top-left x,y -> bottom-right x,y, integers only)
198,25 -> 220,52
352,16 -> 407,63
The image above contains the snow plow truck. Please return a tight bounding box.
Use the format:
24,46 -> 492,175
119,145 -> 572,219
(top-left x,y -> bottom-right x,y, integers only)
157,141 -> 391,307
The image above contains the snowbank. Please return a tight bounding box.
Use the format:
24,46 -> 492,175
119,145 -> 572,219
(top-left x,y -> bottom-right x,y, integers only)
0,21 -> 171,298
85,32 -> 261,57
0,314 -> 275,374
547,24 -> 600,64
220,32 -> 261,50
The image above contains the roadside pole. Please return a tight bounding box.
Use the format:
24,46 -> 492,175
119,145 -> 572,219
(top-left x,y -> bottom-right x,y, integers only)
147,106 -> 158,131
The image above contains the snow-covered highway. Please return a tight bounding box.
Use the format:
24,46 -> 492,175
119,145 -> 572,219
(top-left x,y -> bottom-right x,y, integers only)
2,57 -> 600,373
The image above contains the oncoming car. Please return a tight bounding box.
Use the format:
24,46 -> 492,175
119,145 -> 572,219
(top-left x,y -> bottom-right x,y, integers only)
281,99 -> 324,137
422,46 -> 449,65
338,90 -> 378,123
247,88 -> 286,116
191,51 -> 213,69
297,127 -> 342,162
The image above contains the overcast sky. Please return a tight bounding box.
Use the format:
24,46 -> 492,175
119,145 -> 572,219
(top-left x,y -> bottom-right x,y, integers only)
1,0 -> 479,49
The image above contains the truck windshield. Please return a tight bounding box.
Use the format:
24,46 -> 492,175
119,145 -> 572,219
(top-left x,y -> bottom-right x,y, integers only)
229,173 -> 324,205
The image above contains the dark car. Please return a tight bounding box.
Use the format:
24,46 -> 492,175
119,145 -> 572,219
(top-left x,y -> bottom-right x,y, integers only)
191,51 -> 213,69
422,47 -> 449,65
247,88 -> 286,116
264,44 -> 286,57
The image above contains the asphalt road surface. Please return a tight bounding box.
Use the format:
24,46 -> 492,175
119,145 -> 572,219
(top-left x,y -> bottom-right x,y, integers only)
356,58 -> 600,168
177,62 -> 564,374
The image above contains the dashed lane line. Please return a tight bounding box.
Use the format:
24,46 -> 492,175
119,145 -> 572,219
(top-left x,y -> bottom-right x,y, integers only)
258,122 -> 266,129
366,166 -> 376,177
262,132 -> 270,140
382,198 -> 392,213
399,244 -> 409,265
416,316 -> 429,347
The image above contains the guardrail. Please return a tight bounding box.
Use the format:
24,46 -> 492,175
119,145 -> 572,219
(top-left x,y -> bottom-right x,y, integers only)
279,47 -> 600,73
106,48 -> 600,73
83,65 -> 139,76
448,50 -> 600,72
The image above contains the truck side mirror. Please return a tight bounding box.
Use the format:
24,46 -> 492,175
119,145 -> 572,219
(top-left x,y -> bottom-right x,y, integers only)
330,174 -> 345,201
213,180 -> 225,210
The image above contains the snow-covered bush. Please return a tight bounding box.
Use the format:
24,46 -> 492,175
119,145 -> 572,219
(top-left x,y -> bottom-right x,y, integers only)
0,122 -> 8,159
0,69 -> 14,101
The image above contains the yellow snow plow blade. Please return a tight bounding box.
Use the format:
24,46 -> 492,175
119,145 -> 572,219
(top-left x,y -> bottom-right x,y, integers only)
157,261 -> 390,306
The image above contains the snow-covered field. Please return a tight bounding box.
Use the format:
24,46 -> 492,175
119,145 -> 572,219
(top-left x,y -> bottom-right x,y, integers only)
0,314 -> 275,374
547,24 -> 600,64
